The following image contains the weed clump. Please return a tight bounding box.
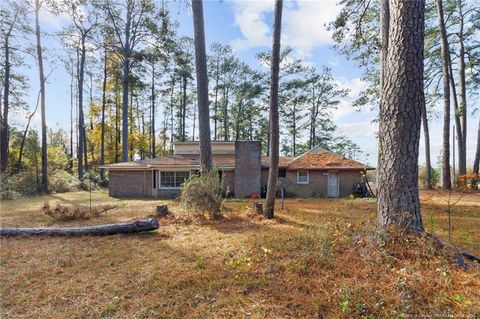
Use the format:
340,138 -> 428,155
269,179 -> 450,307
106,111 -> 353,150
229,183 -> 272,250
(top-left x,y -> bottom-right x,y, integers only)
180,169 -> 225,219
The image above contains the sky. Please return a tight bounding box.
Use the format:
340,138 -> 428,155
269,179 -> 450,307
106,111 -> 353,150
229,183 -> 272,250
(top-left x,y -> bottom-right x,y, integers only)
11,0 -> 479,167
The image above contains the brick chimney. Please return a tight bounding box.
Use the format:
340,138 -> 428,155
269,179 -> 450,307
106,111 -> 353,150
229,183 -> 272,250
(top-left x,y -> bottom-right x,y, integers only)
234,141 -> 261,198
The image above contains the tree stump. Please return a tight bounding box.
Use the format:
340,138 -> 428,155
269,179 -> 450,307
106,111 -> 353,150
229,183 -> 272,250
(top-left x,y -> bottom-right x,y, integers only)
156,205 -> 169,218
253,202 -> 263,215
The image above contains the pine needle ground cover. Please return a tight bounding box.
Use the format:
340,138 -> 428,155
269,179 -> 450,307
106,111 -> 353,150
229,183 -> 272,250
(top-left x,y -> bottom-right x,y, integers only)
1,191 -> 479,318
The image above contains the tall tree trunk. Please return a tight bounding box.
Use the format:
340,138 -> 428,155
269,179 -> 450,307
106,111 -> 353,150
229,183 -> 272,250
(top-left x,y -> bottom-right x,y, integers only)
151,62 -> 156,157
100,46 -> 108,180
263,0 -> 283,219
69,72 -> 74,173
114,79 -> 119,163
377,0 -> 425,232
1,29 -> 11,172
457,0 -> 467,176
436,0 -> 451,190
182,75 -> 187,141
121,8 -> 131,162
35,0 -> 48,193
192,0 -> 213,171
472,119 -> 480,190
213,57 -> 219,140
223,87 -> 229,141
77,35 -> 87,180
421,103 -> 432,189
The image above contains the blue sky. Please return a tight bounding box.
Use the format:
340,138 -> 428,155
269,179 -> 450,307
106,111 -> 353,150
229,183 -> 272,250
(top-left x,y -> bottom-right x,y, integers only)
12,0 -> 479,167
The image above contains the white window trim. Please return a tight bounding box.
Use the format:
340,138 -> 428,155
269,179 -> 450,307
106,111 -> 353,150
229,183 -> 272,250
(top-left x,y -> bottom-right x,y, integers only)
297,170 -> 309,184
159,170 -> 191,189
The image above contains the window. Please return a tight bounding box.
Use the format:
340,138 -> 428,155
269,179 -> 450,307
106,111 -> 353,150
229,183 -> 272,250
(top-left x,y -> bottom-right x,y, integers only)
297,170 -> 309,184
160,171 -> 190,188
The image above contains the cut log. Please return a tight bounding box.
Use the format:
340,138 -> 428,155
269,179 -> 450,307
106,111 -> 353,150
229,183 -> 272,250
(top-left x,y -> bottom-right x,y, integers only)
156,205 -> 169,218
0,218 -> 159,237
253,202 -> 263,214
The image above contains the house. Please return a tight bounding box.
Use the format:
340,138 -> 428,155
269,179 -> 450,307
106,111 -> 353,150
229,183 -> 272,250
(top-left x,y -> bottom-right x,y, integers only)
101,141 -> 374,199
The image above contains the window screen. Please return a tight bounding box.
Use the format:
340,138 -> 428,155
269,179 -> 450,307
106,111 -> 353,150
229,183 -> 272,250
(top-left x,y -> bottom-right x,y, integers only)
297,170 -> 309,184
160,171 -> 190,188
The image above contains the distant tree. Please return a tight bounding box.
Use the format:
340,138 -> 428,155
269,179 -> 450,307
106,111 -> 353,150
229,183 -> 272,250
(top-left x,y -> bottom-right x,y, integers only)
377,0 -> 425,232
435,0 -> 452,190
54,0 -> 98,180
33,0 -> 48,193
192,0 -> 212,171
104,0 -> 157,162
264,0 -> 283,219
0,0 -> 30,172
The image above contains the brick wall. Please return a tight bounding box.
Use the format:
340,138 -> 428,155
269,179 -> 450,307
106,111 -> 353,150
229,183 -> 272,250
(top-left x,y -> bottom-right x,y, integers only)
281,170 -> 362,198
109,170 -> 149,198
234,141 -> 261,198
338,171 -> 362,197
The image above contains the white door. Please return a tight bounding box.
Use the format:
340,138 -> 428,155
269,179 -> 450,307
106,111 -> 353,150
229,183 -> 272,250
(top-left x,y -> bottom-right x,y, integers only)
327,172 -> 339,198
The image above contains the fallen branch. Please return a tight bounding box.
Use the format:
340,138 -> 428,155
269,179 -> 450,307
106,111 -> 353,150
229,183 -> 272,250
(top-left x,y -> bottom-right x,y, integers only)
0,218 -> 159,237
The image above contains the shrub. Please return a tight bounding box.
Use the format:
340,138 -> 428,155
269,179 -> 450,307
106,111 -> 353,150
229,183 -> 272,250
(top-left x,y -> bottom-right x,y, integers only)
15,170 -> 40,196
180,169 -> 225,219
49,170 -> 81,193
0,173 -> 20,200
418,166 -> 440,188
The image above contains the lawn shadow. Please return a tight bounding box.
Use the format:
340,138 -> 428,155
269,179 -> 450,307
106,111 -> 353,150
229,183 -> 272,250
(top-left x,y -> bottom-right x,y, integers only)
206,215 -> 265,234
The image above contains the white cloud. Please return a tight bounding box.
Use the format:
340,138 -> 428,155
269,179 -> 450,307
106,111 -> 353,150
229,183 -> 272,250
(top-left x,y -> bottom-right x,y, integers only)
282,0 -> 339,57
231,1 -> 273,50
332,77 -> 371,120
231,0 -> 340,57
338,121 -> 377,138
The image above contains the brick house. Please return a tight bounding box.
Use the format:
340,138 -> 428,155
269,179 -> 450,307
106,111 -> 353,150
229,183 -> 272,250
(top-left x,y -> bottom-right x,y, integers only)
101,141 -> 374,199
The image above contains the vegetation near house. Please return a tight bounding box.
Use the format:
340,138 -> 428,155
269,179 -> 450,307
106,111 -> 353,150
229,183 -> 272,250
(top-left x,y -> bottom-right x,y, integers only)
180,169 -> 224,219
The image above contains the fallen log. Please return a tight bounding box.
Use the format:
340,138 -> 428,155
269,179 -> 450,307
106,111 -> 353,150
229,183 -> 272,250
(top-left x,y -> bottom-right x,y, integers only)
0,218 -> 159,237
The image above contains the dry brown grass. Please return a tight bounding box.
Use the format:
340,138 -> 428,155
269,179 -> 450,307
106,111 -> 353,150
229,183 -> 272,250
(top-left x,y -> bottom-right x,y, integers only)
0,190 -> 479,318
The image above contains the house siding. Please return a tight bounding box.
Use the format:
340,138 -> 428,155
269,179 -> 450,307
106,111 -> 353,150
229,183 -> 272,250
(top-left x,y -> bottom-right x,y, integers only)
338,170 -> 363,197
109,170 -> 149,198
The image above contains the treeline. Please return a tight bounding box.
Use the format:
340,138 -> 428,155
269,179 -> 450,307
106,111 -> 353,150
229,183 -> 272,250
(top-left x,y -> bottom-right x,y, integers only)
329,0 -> 480,189
0,0 -> 361,195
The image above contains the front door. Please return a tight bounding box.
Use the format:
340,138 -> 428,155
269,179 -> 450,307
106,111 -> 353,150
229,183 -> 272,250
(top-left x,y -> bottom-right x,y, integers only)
327,172 -> 339,198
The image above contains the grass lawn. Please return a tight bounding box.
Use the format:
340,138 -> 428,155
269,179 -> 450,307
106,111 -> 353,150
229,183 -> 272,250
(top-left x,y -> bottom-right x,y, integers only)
0,190 -> 479,318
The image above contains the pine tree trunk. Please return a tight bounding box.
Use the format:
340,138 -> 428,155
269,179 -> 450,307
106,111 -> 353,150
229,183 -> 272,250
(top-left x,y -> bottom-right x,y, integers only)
121,8 -> 131,162
192,0 -> 212,171
472,119 -> 480,190
100,47 -> 108,180
35,0 -> 48,193
421,103 -> 432,189
436,0 -> 451,190
457,1 -> 467,176
77,35 -> 87,180
213,58 -> 219,140
151,62 -> 156,157
182,75 -> 187,141
1,31 -> 11,172
263,0 -> 283,219
377,0 -> 425,232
